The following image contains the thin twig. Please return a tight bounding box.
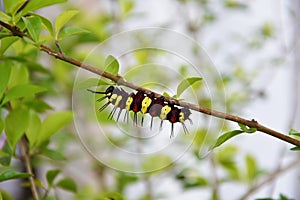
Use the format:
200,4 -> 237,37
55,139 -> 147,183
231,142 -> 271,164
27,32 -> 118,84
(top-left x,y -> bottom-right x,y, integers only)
1,20 -> 300,147
239,158 -> 300,200
20,136 -> 39,200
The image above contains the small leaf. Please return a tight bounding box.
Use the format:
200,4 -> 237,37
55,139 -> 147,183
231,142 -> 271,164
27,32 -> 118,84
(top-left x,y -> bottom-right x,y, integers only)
162,92 -> 171,98
23,16 -> 42,42
104,55 -> 119,76
245,154 -> 257,182
261,22 -> 274,38
56,178 -> 77,193
46,169 -> 60,186
289,129 -> 300,137
58,26 -> 89,40
3,0 -> 22,14
37,111 -> 73,146
31,13 -> 54,37
290,146 -> 300,151
25,110 -> 41,148
5,108 -> 29,148
176,77 -> 202,98
1,84 -> 47,105
21,0 -> 67,14
0,63 -> 11,98
0,142 -> 13,166
238,123 -> 257,133
0,36 -> 18,55
55,10 -> 79,39
211,130 -> 244,149
0,169 -> 32,182
10,0 -> 27,16
40,148 -> 66,161
0,11 -> 11,22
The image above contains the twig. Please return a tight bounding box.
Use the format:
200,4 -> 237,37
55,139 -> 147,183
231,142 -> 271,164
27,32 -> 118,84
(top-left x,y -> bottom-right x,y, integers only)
239,158 -> 300,200
20,136 -> 39,200
1,20 -> 300,147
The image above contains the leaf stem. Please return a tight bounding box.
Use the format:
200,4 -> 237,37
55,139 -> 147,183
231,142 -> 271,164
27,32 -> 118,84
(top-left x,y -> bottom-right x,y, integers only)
20,136 -> 39,200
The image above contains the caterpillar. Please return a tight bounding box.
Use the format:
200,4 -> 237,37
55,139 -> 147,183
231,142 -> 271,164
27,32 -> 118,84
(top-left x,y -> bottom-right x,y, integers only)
87,86 -> 192,137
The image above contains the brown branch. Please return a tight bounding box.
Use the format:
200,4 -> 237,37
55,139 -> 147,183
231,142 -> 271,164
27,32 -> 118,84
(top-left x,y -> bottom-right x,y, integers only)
20,136 -> 39,200
1,20 -> 300,147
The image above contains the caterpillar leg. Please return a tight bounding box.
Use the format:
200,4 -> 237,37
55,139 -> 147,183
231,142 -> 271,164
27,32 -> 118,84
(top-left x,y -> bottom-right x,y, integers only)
150,117 -> 154,130
170,123 -> 174,138
133,112 -> 138,126
108,107 -> 117,119
160,120 -> 163,131
116,109 -> 123,122
96,96 -> 107,102
98,102 -> 109,112
182,123 -> 189,134
141,115 -> 145,126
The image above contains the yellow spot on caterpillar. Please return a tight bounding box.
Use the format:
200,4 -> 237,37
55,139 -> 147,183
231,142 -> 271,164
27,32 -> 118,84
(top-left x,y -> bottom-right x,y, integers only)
126,97 -> 133,111
141,97 -> 152,114
109,94 -> 117,103
179,112 -> 184,123
114,95 -> 122,107
159,105 -> 171,120
106,92 -> 112,97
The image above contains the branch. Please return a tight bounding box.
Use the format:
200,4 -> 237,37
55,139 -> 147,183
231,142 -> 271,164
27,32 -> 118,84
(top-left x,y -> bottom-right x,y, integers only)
20,137 -> 39,200
1,20 -> 300,147
239,158 -> 300,199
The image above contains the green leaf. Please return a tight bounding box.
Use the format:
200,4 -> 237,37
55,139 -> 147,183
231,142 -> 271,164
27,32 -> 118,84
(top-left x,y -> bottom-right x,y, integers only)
46,169 -> 60,186
22,16 -> 42,42
176,77 -> 202,98
0,142 -> 13,166
10,0 -> 27,16
1,84 -> 47,105
211,130 -> 244,149
261,22 -> 274,38
31,13 -> 54,37
289,129 -> 300,137
3,0 -> 22,14
0,11 -> 11,22
21,0 -> 67,15
40,148 -> 65,161
142,154 -> 172,173
25,110 -> 41,148
104,55 -> 120,76
55,10 -> 79,39
163,92 -> 171,98
8,65 -> 29,88
58,26 -> 89,41
0,63 -> 11,98
290,146 -> 300,151
37,111 -> 73,146
0,169 -> 32,182
245,154 -> 257,182
0,36 -> 19,55
102,192 -> 125,200
5,108 -> 29,148
238,123 -> 257,133
56,178 -> 77,193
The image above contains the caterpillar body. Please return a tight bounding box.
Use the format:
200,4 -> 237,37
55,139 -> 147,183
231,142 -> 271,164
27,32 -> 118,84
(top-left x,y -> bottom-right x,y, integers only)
88,86 -> 192,137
